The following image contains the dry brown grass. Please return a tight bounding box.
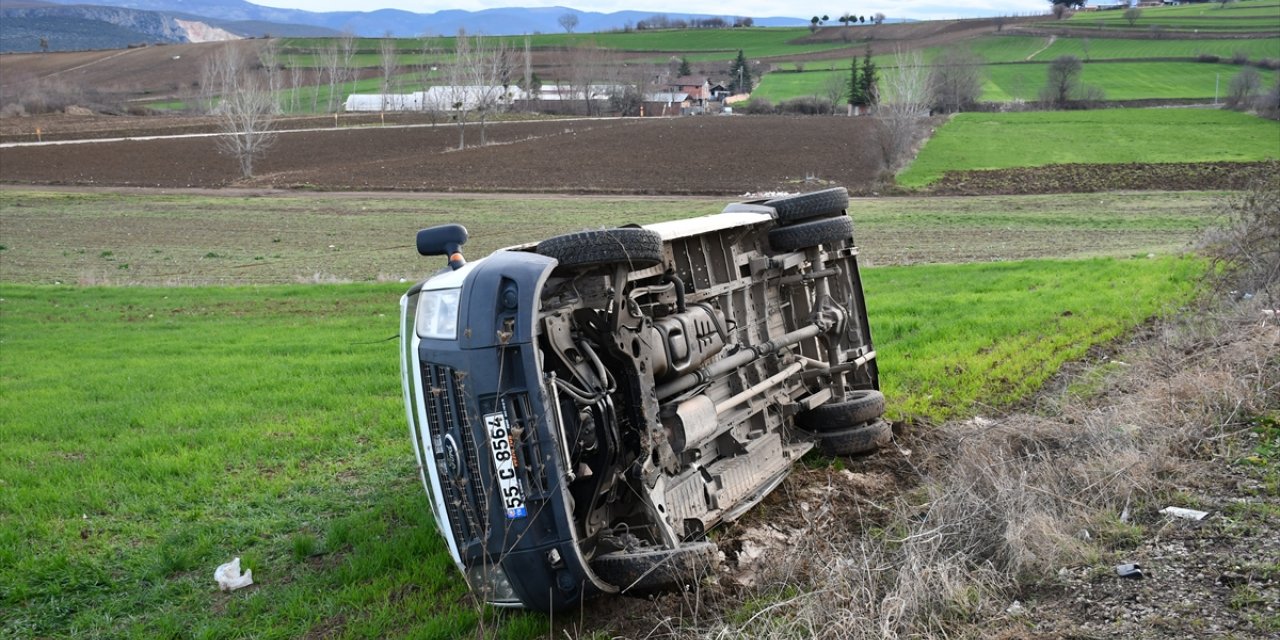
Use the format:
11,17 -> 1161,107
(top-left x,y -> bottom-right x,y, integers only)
599,227 -> 1279,639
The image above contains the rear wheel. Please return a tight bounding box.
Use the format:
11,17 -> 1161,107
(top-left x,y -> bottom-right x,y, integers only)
765,187 -> 849,224
808,419 -> 891,456
798,390 -> 886,433
590,541 -> 719,595
768,216 -> 853,252
537,228 -> 664,270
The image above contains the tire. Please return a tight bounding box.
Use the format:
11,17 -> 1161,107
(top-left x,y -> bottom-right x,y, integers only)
767,216 -> 854,253
764,187 -> 849,224
590,541 -> 719,595
809,419 -> 891,456
537,228 -> 664,270
798,390 -> 886,433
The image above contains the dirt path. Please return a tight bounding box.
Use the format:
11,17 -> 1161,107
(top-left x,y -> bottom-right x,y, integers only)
0,115 -> 638,149
1027,35 -> 1057,61
39,48 -> 138,79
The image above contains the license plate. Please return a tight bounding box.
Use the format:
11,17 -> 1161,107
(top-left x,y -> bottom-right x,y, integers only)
484,410 -> 527,519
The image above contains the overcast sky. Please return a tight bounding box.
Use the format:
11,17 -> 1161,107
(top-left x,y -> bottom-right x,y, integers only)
252,1 -> 1055,21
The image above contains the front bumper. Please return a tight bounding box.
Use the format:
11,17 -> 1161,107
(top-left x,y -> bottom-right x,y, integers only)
401,251 -> 608,611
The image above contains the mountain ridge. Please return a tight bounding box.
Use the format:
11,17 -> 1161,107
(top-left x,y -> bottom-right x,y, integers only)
34,0 -> 809,37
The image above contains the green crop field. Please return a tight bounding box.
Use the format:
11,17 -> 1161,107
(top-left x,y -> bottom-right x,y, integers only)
284,27 -> 855,61
981,60 -> 1278,101
898,108 -> 1280,187
0,250 -> 1200,638
1030,35 -> 1280,62
933,34 -> 1280,64
1064,0 -> 1280,32
756,58 -> 1277,103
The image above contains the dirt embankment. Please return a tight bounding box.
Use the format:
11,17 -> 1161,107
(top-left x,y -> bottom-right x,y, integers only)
928,161 -> 1278,195
576,298 -> 1280,639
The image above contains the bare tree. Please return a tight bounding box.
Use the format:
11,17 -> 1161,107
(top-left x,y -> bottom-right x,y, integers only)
286,55 -> 303,113
317,42 -> 341,112
1226,66 -> 1262,109
873,12 -> 886,25
558,12 -> 579,33
874,48 -> 930,171
822,73 -> 845,115
1052,4 -> 1069,20
1124,6 -> 1142,27
337,31 -> 358,108
567,40 -> 613,116
201,45 -> 277,178
379,33 -> 399,110
1040,54 -> 1082,108
928,47 -> 984,113
469,36 -> 513,145
447,31 -> 474,149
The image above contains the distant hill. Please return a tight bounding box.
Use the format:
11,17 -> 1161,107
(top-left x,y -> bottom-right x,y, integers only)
0,1 -> 339,52
34,0 -> 810,37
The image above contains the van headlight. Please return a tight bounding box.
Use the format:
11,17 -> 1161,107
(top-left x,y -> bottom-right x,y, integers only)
416,288 -> 462,340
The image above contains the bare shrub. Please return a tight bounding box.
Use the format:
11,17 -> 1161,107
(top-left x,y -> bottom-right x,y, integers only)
928,47 -> 984,113
1258,77 -> 1280,119
1039,55 -> 1081,108
1124,6 -> 1142,27
0,103 -> 27,118
632,291 -> 1279,640
875,49 -> 931,171
1202,166 -> 1280,304
777,96 -> 832,115
740,98 -> 777,114
1232,50 -> 1249,65
1225,66 -> 1263,109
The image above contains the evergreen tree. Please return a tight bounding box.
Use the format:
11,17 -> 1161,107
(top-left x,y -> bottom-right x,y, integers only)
847,56 -> 863,106
728,50 -> 753,94
859,46 -> 877,106
678,57 -> 692,76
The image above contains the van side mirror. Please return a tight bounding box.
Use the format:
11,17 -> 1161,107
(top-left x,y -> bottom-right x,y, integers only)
416,224 -> 468,270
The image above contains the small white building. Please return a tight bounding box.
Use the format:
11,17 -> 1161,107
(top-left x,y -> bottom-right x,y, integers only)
343,86 -> 527,113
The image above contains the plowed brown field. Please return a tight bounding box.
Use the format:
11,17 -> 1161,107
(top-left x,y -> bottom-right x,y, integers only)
0,116 -> 885,194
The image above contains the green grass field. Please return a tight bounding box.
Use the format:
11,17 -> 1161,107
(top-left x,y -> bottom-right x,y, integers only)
898,108 -> 1280,187
909,35 -> 1280,65
1064,0 -> 1280,32
981,60 -> 1277,101
755,59 -> 1276,103
0,252 -> 1201,638
283,27 -> 855,61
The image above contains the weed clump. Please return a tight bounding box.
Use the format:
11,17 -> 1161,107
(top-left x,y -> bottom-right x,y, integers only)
1203,165 -> 1280,305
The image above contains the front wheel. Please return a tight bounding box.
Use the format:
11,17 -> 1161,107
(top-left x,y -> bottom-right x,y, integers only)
807,419 -> 891,456
590,541 -> 719,595
798,390 -> 886,433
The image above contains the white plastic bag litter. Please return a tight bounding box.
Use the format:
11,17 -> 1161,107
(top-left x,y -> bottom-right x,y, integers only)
214,557 -> 254,592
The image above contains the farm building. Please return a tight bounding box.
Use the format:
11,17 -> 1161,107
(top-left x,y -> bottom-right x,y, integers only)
343,86 -> 527,112
643,92 -> 692,116
666,76 -> 712,105
343,93 -> 423,112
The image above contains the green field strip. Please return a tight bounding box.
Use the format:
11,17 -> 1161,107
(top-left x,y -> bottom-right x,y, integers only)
981,60 -> 1278,101
899,108 -> 1280,187
1030,36 -> 1280,61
